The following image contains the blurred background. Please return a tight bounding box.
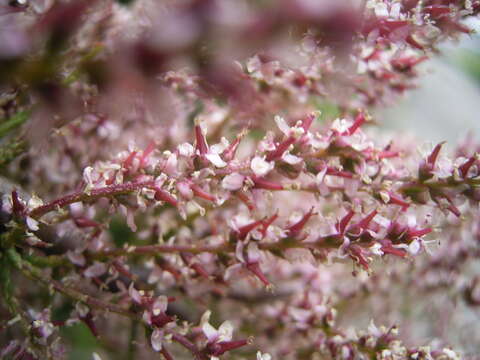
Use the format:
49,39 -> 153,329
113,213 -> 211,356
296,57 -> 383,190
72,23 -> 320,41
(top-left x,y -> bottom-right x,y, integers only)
380,18 -> 480,145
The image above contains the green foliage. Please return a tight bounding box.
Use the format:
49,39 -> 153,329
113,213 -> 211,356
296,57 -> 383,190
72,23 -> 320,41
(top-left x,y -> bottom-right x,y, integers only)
116,0 -> 136,5
60,322 -> 100,360
0,111 -> 29,139
0,255 -> 14,312
312,99 -> 341,120
109,217 -> 135,248
0,137 -> 26,169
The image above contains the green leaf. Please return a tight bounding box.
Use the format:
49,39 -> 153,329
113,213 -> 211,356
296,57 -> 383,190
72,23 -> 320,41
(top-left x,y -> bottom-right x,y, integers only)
6,247 -> 24,270
0,137 -> 27,168
0,111 -> 30,139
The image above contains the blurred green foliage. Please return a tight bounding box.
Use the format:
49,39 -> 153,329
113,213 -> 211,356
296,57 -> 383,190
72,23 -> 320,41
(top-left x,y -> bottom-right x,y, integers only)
455,49 -> 480,83
312,99 -> 341,121
60,323 -> 100,360
109,217 -> 136,248
116,0 -> 136,5
0,111 -> 29,139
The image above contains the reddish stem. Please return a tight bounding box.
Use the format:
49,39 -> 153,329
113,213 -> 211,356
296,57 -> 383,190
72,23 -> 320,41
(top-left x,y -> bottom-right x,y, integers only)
191,184 -> 216,202
251,176 -> 284,190
266,136 -> 296,162
195,125 -> 208,156
29,180 -> 155,218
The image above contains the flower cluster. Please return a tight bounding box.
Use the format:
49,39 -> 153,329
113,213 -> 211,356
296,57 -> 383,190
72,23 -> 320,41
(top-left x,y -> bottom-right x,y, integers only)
1,0 -> 480,359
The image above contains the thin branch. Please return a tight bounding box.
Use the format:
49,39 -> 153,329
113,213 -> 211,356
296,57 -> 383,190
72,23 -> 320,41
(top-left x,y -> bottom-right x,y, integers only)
29,180 -> 155,218
8,248 -> 208,359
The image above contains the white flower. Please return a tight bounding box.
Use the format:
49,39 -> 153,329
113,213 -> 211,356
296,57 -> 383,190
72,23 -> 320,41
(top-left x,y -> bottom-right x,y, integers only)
128,283 -> 143,304
408,239 -> 421,255
152,296 -> 168,316
442,348 -> 460,360
257,351 -> 272,360
281,152 -> 302,165
210,137 -> 230,154
432,155 -> 453,179
247,242 -> 261,262
274,115 -> 290,136
92,353 -> 102,360
26,216 -> 39,231
178,142 -> 195,157
368,320 -> 382,337
331,118 -> 351,134
205,138 -> 229,168
69,202 -> 84,217
151,328 -> 164,352
369,242 -> 384,256
371,2 -> 388,17
251,156 -> 274,177
83,166 -> 95,194
164,152 -> 178,175
27,194 -> 43,210
200,310 -> 233,343
290,307 -> 311,323
222,173 -> 245,191
373,214 -> 391,228
379,191 -> 390,204
206,153 -> 227,168
274,115 -> 305,138
367,0 -> 403,18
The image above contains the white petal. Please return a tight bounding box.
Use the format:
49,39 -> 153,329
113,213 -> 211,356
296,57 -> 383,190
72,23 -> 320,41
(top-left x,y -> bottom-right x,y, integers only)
164,153 -> 178,175
69,202 -> 84,217
274,115 -> 290,136
27,195 -> 44,209
390,3 -> 401,18
247,242 -> 261,263
331,118 -> 350,133
251,156 -> 273,177
408,239 -> 421,255
210,137 -> 229,154
152,296 -> 168,315
222,173 -> 245,191
202,322 -> 219,342
151,328 -> 163,352
316,167 -> 328,185
290,307 -> 311,323
369,242 -> 384,256
126,209 -> 137,232
235,241 -> 245,263
200,310 -> 212,327
368,319 -> 381,337
218,321 -> 234,342
83,166 -> 95,194
206,153 -> 227,168
374,214 -> 391,228
257,352 -> 272,360
178,142 -> 195,157
128,284 -> 143,304
26,217 -> 39,231
443,348 -> 459,360
282,152 -> 303,165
